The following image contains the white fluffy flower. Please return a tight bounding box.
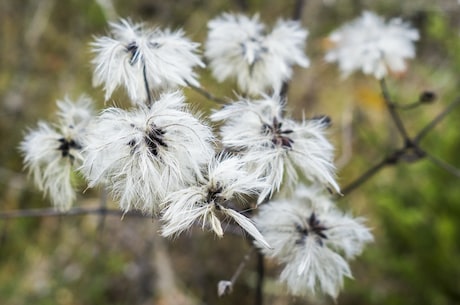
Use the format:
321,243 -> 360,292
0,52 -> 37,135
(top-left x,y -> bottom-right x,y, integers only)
325,11 -> 419,79
91,19 -> 204,104
81,91 -> 214,214
205,13 -> 309,96
253,185 -> 373,298
161,154 -> 270,249
20,96 -> 95,210
211,96 -> 339,200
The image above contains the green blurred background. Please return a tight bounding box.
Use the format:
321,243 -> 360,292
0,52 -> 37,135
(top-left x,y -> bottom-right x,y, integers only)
1,0 -> 460,304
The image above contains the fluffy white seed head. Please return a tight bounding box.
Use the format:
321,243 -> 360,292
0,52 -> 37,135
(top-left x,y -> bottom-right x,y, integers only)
81,91 -> 214,215
253,185 -> 373,298
325,11 -> 419,79
211,96 -> 339,200
91,19 -> 204,104
205,13 -> 309,96
19,96 -> 95,210
56,96 -> 95,145
161,154 -> 270,248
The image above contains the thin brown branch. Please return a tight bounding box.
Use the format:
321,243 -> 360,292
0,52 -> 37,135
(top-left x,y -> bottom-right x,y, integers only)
393,101 -> 425,110
186,82 -> 229,104
143,63 -> 154,106
231,247 -> 255,284
97,187 -> 109,232
380,78 -> 411,142
393,91 -> 437,110
414,96 -> 460,143
339,156 -> 390,197
218,247 -> 256,296
339,143 -> 426,197
233,0 -> 249,11
255,252 -> 265,305
292,0 -> 305,20
339,99 -> 460,197
0,205 -> 245,236
424,151 -> 460,178
339,82 -> 457,197
0,206 -> 144,219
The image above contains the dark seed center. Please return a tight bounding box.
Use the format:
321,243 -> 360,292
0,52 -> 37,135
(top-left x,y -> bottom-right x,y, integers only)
57,138 -> 81,161
295,212 -> 328,246
126,42 -> 140,65
207,183 -> 224,209
261,117 -> 294,149
145,125 -> 167,156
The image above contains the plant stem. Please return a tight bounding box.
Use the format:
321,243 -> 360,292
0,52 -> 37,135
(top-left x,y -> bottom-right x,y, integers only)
187,82 -> 228,104
143,63 -> 153,106
97,187 -> 108,232
424,151 -> 460,178
414,96 -> 460,143
230,248 -> 255,284
339,157 -> 389,197
380,78 -> 411,142
255,252 -> 264,305
292,0 -> 305,20
0,206 -> 143,219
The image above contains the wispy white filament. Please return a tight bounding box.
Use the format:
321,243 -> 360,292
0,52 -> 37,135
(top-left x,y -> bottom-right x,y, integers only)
211,96 -> 339,200
253,185 -> 373,298
205,13 -> 309,96
325,11 -> 419,79
161,154 -> 270,249
81,91 -> 214,214
91,19 -> 204,104
20,96 -> 94,210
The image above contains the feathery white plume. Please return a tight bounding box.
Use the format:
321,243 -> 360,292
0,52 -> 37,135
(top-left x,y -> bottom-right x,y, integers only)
91,19 -> 204,104
20,96 -> 94,210
161,154 -> 270,249
253,185 -> 373,298
205,13 -> 309,96
81,91 -> 214,214
211,96 -> 339,200
325,11 -> 419,79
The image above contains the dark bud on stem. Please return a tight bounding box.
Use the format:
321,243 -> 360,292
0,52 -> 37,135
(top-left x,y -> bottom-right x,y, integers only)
419,91 -> 436,104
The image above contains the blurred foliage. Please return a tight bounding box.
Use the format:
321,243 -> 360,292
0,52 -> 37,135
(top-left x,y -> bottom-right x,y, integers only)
1,0 -> 460,305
